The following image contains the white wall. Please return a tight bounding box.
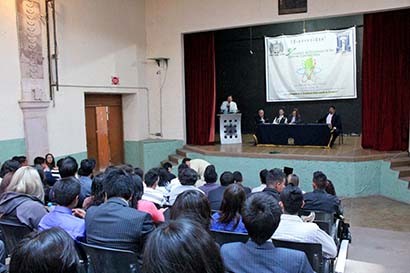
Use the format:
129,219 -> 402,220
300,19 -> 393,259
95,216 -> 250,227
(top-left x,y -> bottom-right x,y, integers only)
0,1 -> 24,141
145,0 -> 410,141
47,0 -> 148,156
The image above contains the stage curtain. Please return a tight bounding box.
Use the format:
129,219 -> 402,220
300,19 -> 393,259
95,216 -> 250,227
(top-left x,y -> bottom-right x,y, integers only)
184,32 -> 216,145
362,9 -> 410,151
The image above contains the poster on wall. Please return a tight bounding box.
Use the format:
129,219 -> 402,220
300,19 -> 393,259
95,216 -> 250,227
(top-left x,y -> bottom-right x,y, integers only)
265,27 -> 356,102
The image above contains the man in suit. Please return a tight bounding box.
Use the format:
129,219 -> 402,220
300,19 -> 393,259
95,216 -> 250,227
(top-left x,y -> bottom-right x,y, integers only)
85,168 -> 154,256
221,193 -> 313,273
319,106 -> 342,147
304,171 -> 343,216
220,95 -> 238,114
208,171 -> 235,210
255,109 -> 269,125
261,168 -> 286,202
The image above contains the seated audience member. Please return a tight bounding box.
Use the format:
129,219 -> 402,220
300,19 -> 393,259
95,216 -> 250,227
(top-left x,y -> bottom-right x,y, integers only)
221,193 -> 313,273
170,190 -> 211,230
34,157 -> 55,187
199,165 -> 219,196
0,159 -> 20,191
288,108 -> 302,124
142,168 -> 166,207
0,241 -> 6,273
182,157 -> 191,167
59,156 -> 78,178
255,109 -> 269,125
77,159 -> 96,207
34,156 -> 47,169
157,168 -> 172,199
168,163 -> 189,189
12,156 -> 28,166
162,162 -> 176,181
9,228 -> 79,273
304,171 -> 342,215
233,171 -> 251,194
168,168 -> 204,205
272,108 -> 288,124
326,180 -> 337,196
44,153 -> 60,185
82,173 -> 105,209
189,158 -> 210,187
142,219 -> 224,273
85,168 -> 154,254
211,184 -> 247,233
262,168 -> 286,201
0,166 -> 47,229
251,169 -> 268,193
0,172 -> 17,196
134,167 -> 144,179
273,185 -> 337,258
38,177 -> 85,240
287,174 -> 300,186
208,171 -> 235,210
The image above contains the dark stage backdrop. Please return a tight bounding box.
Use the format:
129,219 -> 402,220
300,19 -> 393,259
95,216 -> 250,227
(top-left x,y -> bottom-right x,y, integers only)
215,15 -> 363,134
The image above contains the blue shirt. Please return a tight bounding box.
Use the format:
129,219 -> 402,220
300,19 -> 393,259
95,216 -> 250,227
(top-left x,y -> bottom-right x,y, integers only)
79,176 -> 92,205
38,206 -> 85,240
211,212 -> 247,233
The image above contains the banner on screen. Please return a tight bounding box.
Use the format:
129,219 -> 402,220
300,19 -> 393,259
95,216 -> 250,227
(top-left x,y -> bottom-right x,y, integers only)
265,27 -> 357,102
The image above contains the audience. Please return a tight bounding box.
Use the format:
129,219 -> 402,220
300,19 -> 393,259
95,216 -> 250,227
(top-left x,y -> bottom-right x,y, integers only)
251,168 -> 268,193
221,193 -> 313,273
182,157 -> 191,167
59,156 -> 78,178
168,168 -> 204,205
85,168 -> 154,256
82,172 -> 105,209
162,162 -> 176,181
134,167 -> 144,179
189,158 -> 211,187
38,177 -> 85,240
170,190 -> 211,230
211,184 -> 247,233
77,158 -> 96,207
233,171 -> 251,194
272,185 -> 337,258
0,159 -> 20,188
9,228 -> 80,273
142,168 -> 165,207
304,171 -> 343,215
0,166 -> 47,229
287,173 -> 300,187
142,219 -> 225,273
208,171 -> 235,210
199,165 -> 219,196
261,168 -> 286,201
12,156 -> 28,166
168,163 -> 189,189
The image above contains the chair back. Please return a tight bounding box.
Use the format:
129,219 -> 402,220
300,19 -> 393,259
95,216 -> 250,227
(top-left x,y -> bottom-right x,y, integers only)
79,242 -> 140,273
300,210 -> 335,235
272,239 -> 324,273
0,220 -> 32,256
210,230 -> 249,245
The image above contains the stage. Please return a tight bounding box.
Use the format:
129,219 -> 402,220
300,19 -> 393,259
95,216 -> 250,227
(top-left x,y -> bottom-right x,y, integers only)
184,135 -> 406,162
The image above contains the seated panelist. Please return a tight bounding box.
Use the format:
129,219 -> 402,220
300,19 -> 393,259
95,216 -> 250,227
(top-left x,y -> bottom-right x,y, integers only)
272,108 -> 287,124
220,95 -> 238,114
288,108 -> 302,124
255,109 -> 269,125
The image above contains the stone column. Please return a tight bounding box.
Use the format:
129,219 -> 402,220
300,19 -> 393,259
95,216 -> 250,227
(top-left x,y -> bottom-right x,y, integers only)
16,0 -> 50,162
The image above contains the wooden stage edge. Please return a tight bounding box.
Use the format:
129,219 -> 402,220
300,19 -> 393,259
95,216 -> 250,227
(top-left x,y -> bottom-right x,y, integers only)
184,136 -> 407,162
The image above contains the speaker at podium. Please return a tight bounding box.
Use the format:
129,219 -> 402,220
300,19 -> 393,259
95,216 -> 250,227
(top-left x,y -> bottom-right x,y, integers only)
218,113 -> 242,144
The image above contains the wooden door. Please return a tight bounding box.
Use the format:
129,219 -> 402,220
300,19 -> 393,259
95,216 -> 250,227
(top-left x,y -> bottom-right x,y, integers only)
85,94 -> 124,170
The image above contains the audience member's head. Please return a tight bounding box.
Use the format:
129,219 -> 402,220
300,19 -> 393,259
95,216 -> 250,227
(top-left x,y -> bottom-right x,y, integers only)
170,190 -> 211,229
280,185 -> 304,215
325,180 -> 337,196
259,168 -> 268,185
6,166 -> 44,202
182,157 -> 191,167
33,164 -> 46,183
233,171 -> 243,183
0,172 -> 14,194
204,165 -> 218,184
312,171 -> 328,190
9,228 -> 79,273
266,168 -> 286,192
162,162 -> 173,172
242,193 -> 282,245
117,164 -> 135,175
33,157 -> 47,169
103,168 -> 133,201
56,158 -> 64,169
158,167 -> 170,187
45,153 -> 56,169
218,184 -> 246,228
144,168 -> 160,188
59,157 -> 78,178
220,171 -> 234,187
142,219 -> 224,273
130,173 -> 144,209
53,177 -> 81,208
287,174 -> 300,187
177,162 -> 189,176
12,156 -> 28,166
0,159 -> 21,178
179,168 -> 198,186
88,172 -> 106,207
134,167 -> 144,179
77,159 -> 95,177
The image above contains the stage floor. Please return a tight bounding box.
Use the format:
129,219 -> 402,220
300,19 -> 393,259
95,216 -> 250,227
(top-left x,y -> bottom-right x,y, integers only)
184,135 -> 406,162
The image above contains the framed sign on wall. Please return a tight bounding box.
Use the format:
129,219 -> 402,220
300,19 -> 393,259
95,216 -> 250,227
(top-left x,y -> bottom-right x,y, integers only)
278,0 -> 307,15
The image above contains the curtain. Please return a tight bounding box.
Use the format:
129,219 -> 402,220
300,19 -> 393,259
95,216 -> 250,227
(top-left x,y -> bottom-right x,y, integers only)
362,9 -> 410,151
184,32 -> 216,145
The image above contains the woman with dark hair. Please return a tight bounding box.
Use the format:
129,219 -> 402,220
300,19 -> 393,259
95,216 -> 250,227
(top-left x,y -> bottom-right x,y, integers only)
325,180 -> 337,196
288,108 -> 302,124
170,190 -> 211,230
9,227 -> 79,273
211,184 -> 247,233
82,173 -> 106,209
0,159 -> 21,179
142,219 -> 225,273
44,153 -> 56,170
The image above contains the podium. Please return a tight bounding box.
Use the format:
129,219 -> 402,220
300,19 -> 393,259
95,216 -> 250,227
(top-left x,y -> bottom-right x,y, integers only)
218,113 -> 242,144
